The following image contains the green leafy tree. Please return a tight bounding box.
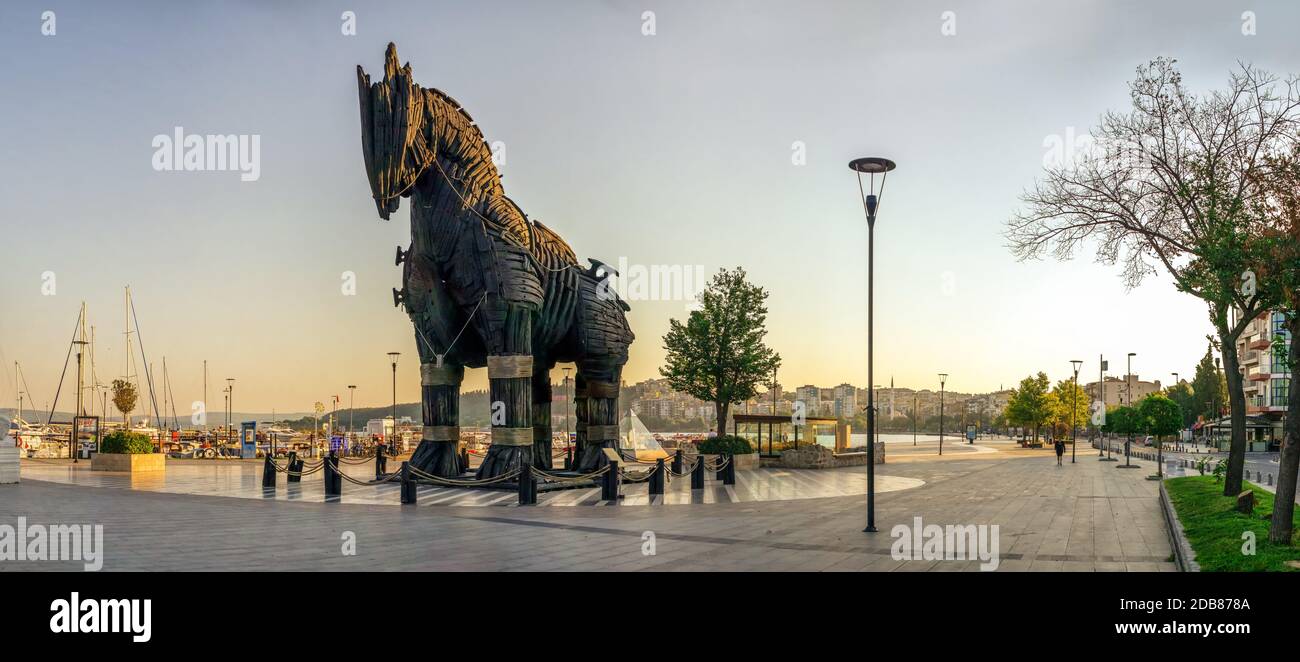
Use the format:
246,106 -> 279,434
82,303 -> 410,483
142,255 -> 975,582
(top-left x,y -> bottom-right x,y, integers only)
1164,380 -> 1197,428
1008,58 -> 1297,496
1047,379 -> 1091,439
1005,373 -> 1052,442
1136,394 -> 1183,446
1190,345 -> 1228,424
660,267 -> 781,435
111,378 -> 138,427
1103,405 -> 1136,437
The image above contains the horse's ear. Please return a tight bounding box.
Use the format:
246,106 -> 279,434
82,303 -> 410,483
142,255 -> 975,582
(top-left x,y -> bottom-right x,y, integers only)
385,42 -> 402,80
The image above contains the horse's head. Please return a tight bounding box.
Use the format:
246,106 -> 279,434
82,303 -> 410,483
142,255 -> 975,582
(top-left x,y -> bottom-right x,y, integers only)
357,43 -> 435,220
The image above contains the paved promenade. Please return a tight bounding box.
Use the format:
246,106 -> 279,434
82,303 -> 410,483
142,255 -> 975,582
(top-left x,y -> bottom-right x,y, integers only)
0,446 -> 1174,572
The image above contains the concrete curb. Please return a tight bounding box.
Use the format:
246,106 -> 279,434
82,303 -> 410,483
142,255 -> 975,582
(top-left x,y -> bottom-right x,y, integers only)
1159,481 -> 1200,572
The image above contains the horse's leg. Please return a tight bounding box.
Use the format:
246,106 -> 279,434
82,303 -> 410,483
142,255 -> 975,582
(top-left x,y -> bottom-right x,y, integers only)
475,302 -> 535,479
575,361 -> 623,472
408,361 -> 464,477
573,371 -> 590,467
531,357 -> 555,469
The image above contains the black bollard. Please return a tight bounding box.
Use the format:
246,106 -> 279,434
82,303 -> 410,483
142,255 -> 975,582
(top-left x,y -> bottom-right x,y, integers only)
690,453 -> 704,490
262,454 -> 276,488
672,449 -> 684,475
724,453 -> 736,486
714,454 -> 727,482
324,451 -> 341,497
602,458 -> 620,501
650,458 -> 666,497
400,461 -> 416,505
375,443 -> 387,481
518,463 -> 537,505
287,452 -> 302,483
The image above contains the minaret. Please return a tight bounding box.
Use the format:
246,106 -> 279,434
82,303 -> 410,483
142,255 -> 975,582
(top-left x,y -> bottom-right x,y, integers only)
889,376 -> 895,418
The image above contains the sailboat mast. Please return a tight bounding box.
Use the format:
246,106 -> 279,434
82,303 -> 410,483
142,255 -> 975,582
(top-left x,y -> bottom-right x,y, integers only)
74,302 -> 87,418
124,286 -> 134,425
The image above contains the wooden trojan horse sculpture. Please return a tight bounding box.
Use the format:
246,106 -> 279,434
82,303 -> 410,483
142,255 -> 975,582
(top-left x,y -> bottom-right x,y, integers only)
357,43 -> 634,479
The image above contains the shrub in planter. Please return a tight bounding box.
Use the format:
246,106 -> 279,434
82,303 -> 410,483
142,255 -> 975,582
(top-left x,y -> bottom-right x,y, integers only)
696,435 -> 754,456
100,430 -> 154,454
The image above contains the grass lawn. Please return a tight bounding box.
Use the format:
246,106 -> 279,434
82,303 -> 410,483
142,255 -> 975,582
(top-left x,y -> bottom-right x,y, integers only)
1165,476 -> 1300,572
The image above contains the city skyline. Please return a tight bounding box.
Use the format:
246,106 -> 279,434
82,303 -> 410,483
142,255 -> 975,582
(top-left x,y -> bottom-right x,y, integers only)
3,1 -> 1297,411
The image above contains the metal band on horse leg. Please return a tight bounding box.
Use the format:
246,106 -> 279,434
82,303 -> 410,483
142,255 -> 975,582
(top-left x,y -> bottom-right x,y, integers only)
491,427 -> 534,446
423,425 -> 460,442
421,363 -> 464,386
586,380 -> 619,400
586,425 -> 619,440
487,355 -> 534,379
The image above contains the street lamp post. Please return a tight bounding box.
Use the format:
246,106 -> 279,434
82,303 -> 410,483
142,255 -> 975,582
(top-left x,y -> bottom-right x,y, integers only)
913,393 -> 918,446
1070,360 -> 1082,464
348,385 -> 357,447
226,378 -> 235,449
387,352 -> 400,450
1121,353 -> 1137,469
849,155 -> 896,534
938,373 -> 948,456
563,367 -> 573,469
1171,372 -> 1180,451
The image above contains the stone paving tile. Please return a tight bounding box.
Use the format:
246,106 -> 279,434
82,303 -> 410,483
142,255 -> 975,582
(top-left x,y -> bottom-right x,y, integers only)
0,452 -> 1179,572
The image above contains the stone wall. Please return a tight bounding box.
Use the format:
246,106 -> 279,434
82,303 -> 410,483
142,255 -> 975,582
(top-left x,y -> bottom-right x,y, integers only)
780,442 -> 884,469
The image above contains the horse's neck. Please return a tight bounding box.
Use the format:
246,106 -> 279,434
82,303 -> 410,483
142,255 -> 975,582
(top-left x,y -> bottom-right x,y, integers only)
429,92 -> 504,209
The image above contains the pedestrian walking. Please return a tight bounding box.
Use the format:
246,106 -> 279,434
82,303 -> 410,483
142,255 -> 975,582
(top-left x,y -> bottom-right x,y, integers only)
1054,437 -> 1065,466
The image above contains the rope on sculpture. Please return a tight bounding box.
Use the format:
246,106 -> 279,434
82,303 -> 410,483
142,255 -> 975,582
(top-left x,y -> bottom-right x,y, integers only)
429,156 -> 578,275
415,291 -> 487,358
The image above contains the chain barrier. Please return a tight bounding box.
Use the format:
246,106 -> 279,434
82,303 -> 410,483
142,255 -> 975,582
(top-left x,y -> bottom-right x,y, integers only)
619,467 -> 657,483
335,466 -> 405,486
407,464 -> 521,487
664,455 -> 700,477
268,458 -> 326,477
337,453 -> 378,465
534,465 -> 610,483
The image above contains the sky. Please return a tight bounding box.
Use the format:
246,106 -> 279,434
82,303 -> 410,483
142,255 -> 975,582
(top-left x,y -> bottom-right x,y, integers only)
2,0 -> 1298,413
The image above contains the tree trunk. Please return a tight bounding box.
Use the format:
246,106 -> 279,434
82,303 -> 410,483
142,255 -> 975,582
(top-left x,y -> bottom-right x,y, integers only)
1268,315 -> 1299,545
716,401 -> 729,437
1219,324 -> 1249,496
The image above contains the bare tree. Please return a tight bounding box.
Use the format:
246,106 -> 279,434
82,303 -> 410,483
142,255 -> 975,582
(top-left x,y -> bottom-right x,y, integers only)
1007,58 -> 1300,496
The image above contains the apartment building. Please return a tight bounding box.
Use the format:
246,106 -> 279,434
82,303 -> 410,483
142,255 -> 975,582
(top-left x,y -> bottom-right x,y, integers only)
1236,309 -> 1291,443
